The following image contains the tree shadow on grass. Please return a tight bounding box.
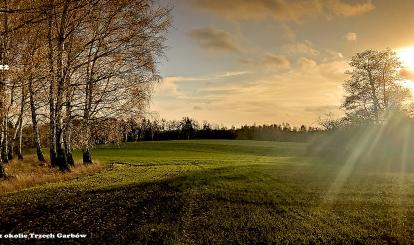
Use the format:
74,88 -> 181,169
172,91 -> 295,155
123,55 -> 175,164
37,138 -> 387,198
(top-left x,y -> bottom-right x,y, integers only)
0,178 -> 185,244
0,165 -> 411,244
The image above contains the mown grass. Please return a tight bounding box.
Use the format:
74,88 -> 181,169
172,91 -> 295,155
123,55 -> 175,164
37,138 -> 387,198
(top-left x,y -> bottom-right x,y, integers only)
0,140 -> 414,243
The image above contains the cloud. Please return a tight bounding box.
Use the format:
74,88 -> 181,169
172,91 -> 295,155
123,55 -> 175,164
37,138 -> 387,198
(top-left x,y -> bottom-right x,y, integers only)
155,77 -> 184,97
262,54 -> 291,69
345,32 -> 358,41
217,71 -> 250,78
304,105 -> 340,113
192,0 -> 375,22
156,75 -> 214,97
188,27 -> 240,52
193,0 -> 320,21
238,54 -> 290,70
400,68 -> 414,81
156,71 -> 250,98
281,25 -> 296,41
283,40 -> 319,56
298,57 -> 317,69
323,50 -> 344,62
329,0 -> 375,17
152,58 -> 347,126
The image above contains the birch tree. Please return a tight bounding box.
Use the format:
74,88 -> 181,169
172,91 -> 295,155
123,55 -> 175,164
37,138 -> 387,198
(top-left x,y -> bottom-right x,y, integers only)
0,0 -> 171,173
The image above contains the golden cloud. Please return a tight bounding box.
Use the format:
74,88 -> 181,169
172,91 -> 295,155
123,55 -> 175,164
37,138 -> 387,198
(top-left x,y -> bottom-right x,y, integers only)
298,57 -> 317,69
193,0 -> 374,21
188,27 -> 240,52
262,54 -> 291,69
329,0 -> 374,17
400,68 -> 414,81
153,58 -> 347,126
283,41 -> 319,56
345,32 -> 358,41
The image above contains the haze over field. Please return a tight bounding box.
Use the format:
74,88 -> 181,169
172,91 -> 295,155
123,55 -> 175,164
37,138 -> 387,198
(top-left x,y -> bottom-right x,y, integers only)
153,0 -> 414,126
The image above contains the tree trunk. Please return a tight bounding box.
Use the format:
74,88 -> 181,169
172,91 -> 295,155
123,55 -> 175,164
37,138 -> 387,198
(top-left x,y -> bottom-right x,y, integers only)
28,79 -> 45,162
81,30 -> 98,165
7,133 -> 12,160
0,125 -> 5,164
66,149 -> 74,166
82,147 -> 92,165
82,82 -> 93,165
64,98 -> 74,166
55,122 -> 68,171
368,70 -> 380,123
54,81 -> 68,170
0,0 -> 9,175
13,86 -> 26,161
47,13 -> 57,166
64,134 -> 74,166
49,108 -> 57,165
0,162 -> 5,178
48,2 -> 70,171
53,1 -> 70,171
17,117 -> 23,160
9,117 -> 20,161
2,118 -> 8,163
10,114 -> 22,161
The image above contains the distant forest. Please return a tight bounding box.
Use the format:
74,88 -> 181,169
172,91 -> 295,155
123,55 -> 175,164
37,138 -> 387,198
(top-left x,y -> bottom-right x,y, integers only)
20,117 -> 323,148
120,117 -> 323,143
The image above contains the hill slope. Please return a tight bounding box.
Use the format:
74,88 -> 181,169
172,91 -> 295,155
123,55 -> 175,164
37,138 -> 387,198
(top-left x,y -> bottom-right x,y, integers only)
0,140 -> 413,243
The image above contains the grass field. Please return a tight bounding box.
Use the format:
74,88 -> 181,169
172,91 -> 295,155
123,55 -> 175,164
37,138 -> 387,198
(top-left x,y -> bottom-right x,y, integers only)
1,140 -> 414,243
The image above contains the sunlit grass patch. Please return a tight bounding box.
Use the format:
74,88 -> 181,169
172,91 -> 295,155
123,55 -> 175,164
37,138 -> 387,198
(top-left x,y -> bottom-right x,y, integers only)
0,156 -> 105,193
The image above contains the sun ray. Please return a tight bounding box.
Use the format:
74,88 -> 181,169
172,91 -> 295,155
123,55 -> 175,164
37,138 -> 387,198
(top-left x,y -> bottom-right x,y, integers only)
320,127 -> 376,205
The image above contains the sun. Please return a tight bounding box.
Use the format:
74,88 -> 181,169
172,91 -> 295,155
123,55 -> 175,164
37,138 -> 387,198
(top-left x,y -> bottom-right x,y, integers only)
397,46 -> 414,71
397,46 -> 414,94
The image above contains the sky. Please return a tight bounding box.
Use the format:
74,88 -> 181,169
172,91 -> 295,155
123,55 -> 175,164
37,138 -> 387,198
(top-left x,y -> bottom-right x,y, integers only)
152,0 -> 414,127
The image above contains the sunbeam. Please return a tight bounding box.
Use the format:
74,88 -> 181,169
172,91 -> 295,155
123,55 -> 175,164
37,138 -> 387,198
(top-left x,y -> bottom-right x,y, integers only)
321,126 -> 378,205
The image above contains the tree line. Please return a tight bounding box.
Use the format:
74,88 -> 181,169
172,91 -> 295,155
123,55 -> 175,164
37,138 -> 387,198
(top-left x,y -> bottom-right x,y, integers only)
77,117 -> 321,143
18,117 -> 322,148
0,0 -> 171,177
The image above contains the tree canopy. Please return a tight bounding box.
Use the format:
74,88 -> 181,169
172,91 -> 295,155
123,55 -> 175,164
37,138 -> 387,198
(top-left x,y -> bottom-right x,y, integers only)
342,48 -> 412,123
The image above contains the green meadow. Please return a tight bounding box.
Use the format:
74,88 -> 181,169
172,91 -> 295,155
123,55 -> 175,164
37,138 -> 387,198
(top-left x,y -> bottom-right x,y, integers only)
1,140 -> 414,243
